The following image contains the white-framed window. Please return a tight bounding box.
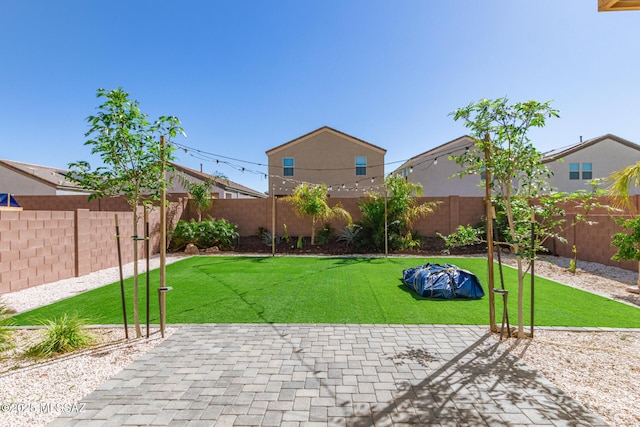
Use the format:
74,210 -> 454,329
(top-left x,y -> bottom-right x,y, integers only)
355,157 -> 367,176
569,162 -> 592,180
283,158 -> 294,176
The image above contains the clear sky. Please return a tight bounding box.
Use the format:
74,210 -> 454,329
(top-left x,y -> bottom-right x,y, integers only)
1,1 -> 639,194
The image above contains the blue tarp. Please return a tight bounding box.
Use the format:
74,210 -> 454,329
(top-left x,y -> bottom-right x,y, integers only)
402,263 -> 485,299
0,193 -> 21,208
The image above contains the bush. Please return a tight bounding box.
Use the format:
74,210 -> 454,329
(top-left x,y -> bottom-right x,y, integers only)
337,225 -> 360,248
316,223 -> 334,245
170,218 -> 239,250
25,313 -> 94,358
170,219 -> 198,250
0,299 -> 15,353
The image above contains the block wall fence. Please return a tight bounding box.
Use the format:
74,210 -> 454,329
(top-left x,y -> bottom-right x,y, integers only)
1,194 -> 639,294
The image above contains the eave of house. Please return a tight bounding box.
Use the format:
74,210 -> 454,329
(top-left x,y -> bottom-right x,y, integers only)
598,0 -> 640,11
170,163 -> 266,198
265,126 -> 387,156
391,135 -> 474,173
542,134 -> 640,163
0,159 -> 74,190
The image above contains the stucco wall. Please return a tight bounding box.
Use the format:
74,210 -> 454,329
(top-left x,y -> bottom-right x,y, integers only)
267,129 -> 385,198
0,166 -> 56,195
545,137 -> 640,193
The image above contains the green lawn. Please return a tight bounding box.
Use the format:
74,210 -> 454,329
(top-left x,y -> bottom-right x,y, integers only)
12,256 -> 640,327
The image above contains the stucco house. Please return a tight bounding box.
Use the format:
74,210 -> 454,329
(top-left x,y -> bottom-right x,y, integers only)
391,136 -> 480,197
1,158 -> 265,199
266,126 -> 386,197
0,159 -> 89,196
169,163 -> 266,199
542,134 -> 640,194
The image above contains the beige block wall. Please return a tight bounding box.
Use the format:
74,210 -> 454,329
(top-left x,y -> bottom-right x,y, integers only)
0,200 -> 185,294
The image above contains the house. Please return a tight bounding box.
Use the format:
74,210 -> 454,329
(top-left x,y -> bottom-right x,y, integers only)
391,136 -> 480,197
0,158 -> 266,199
0,159 -> 89,196
169,163 -> 266,199
542,134 -> 640,194
266,126 -> 386,197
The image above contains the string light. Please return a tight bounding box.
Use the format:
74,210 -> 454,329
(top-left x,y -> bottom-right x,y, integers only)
169,139 -> 474,194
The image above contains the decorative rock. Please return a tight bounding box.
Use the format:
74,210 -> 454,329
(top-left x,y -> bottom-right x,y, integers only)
184,243 -> 199,255
205,246 -> 220,253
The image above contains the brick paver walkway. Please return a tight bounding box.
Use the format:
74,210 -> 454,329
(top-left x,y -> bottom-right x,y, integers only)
49,324 -> 608,426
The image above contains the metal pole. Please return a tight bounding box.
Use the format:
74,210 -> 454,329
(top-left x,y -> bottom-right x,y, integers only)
115,215 -> 128,339
484,133 -> 496,332
145,208 -> 150,339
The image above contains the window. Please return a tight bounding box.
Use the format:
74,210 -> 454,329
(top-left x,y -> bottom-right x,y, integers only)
569,163 -> 580,180
569,162 -> 592,180
283,158 -> 294,176
355,157 -> 367,176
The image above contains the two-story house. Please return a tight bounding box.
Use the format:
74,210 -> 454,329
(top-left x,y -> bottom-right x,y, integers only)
266,126 -> 386,197
391,136 -> 480,197
543,134 -> 640,194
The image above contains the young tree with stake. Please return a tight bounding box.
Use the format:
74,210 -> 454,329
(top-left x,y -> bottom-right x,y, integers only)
69,87 -> 185,338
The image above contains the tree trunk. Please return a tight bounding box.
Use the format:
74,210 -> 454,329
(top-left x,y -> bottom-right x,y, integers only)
132,209 -> 141,338
311,216 -> 316,245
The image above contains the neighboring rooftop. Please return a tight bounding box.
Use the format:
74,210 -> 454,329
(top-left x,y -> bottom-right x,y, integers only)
170,162 -> 267,198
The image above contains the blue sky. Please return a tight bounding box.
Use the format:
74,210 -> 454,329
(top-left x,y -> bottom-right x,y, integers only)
1,1 -> 639,193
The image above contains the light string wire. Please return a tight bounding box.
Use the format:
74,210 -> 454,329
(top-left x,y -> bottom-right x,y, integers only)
169,140 -> 474,192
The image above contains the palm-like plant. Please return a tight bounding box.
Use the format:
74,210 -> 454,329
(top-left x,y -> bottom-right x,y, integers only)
285,184 -> 351,244
607,162 -> 640,211
357,175 -> 440,252
607,162 -> 640,292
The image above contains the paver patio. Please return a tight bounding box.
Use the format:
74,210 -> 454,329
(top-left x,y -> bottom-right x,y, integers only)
48,324 -> 608,426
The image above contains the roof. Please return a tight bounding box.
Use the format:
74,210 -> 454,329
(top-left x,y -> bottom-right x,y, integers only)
542,134 -> 640,163
170,163 -> 267,198
391,135 -> 474,173
598,0 -> 640,11
265,126 -> 387,156
0,159 -> 80,191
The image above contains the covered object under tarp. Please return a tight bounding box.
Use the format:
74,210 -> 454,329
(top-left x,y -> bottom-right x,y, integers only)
402,263 -> 485,299
0,193 -> 22,211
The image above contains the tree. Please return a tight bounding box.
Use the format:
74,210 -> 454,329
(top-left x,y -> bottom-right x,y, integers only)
607,163 -> 640,292
356,175 -> 440,252
449,97 -> 559,338
177,176 -> 214,222
68,87 -> 185,338
285,183 -> 351,245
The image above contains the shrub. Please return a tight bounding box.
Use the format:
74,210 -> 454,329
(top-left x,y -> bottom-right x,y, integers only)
169,219 -> 198,250
197,218 -> 238,249
170,218 -> 239,250
25,313 -> 94,358
262,231 -> 281,246
337,225 -> 360,248
0,299 -> 15,353
316,223 -> 334,245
